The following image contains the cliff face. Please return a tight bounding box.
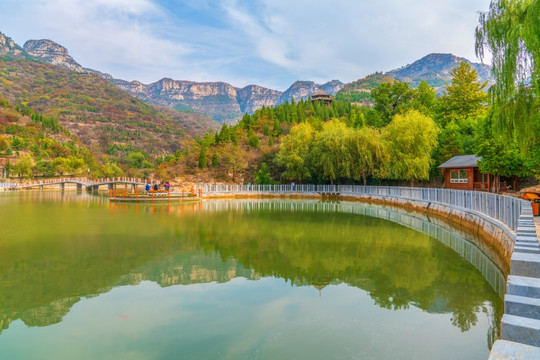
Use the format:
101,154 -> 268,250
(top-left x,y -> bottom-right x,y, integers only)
149,78 -> 237,100
22,39 -> 113,79
279,81 -> 320,103
321,80 -> 345,96
7,36 -> 347,123
279,80 -> 344,104
236,85 -> 282,114
112,79 -> 284,123
0,32 -> 27,59
5,33 -> 494,125
24,39 -> 84,72
114,78 -> 344,123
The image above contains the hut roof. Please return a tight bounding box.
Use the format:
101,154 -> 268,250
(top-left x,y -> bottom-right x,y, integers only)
311,89 -> 331,98
437,155 -> 482,168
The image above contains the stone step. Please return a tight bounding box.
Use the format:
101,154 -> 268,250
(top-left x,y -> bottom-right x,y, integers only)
511,252 -> 540,277
501,314 -> 540,347
507,276 -> 540,299
514,245 -> 540,254
515,240 -> 539,246
517,229 -> 537,235
515,243 -> 540,250
515,237 -> 539,245
505,294 -> 540,320
489,339 -> 540,359
514,242 -> 539,249
517,234 -> 539,239
517,228 -> 537,233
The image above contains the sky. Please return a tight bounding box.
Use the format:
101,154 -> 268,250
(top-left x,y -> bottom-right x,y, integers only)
0,0 -> 492,90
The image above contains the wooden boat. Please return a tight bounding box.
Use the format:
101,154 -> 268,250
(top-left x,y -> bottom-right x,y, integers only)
109,188 -> 202,203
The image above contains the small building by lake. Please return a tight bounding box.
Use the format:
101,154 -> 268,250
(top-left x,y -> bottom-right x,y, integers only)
438,155 -> 489,191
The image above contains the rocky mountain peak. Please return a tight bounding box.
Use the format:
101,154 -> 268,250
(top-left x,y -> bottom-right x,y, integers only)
279,80 -> 344,104
386,53 -> 492,93
236,85 -> 282,114
23,39 -> 84,72
321,80 -> 345,95
0,32 -> 26,59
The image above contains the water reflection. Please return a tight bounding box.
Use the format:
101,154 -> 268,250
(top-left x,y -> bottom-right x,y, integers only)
0,193 -> 503,350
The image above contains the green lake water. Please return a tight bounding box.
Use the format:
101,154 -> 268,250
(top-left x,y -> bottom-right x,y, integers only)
0,191 -> 504,359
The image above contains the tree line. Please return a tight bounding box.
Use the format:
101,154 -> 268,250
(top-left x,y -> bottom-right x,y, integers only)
159,56 -> 538,188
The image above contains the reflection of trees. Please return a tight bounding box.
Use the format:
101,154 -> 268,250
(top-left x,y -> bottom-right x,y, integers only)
192,209 -> 503,334
0,199 -> 502,340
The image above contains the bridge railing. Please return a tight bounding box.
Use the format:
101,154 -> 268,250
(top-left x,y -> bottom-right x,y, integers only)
86,177 -> 151,185
0,182 -> 19,189
17,177 -> 153,188
20,177 -> 88,187
195,184 -> 525,232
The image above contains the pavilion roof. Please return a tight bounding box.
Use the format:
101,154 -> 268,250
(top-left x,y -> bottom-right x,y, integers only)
311,89 -> 331,98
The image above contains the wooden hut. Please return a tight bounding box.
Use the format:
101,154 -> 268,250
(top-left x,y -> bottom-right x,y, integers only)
311,89 -> 332,106
438,155 -> 489,191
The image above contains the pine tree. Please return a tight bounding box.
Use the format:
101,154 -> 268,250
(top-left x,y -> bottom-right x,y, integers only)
439,62 -> 487,125
211,151 -> 218,167
198,146 -> 207,168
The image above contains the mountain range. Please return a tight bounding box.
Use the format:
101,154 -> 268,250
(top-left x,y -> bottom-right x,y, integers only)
0,32 -> 221,156
0,31 -> 493,124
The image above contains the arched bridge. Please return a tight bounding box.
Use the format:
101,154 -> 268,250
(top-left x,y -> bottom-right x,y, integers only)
15,177 -> 154,191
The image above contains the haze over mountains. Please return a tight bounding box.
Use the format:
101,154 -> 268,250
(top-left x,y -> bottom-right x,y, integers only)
0,31 -> 492,124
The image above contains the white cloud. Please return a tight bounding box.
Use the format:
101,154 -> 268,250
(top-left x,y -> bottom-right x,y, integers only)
220,0 -> 492,85
1,0 -> 192,82
0,0 -> 493,89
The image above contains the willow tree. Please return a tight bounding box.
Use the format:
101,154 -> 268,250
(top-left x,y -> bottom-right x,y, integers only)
349,126 -> 386,186
383,110 -> 439,186
311,120 -> 353,184
275,122 -> 315,183
476,0 -> 540,174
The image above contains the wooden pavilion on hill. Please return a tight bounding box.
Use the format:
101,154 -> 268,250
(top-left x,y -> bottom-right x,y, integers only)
311,89 -> 332,106
438,155 -> 490,191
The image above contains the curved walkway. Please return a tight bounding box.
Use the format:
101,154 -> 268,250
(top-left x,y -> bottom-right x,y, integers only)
195,184 -> 540,359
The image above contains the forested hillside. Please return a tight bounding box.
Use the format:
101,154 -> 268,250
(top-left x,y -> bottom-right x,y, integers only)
335,73 -> 395,105
156,62 -> 538,188
0,97 -> 101,178
0,57 -> 219,157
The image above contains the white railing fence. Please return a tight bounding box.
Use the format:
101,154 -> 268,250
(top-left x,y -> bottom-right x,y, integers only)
0,182 -> 19,189
195,184 -> 525,232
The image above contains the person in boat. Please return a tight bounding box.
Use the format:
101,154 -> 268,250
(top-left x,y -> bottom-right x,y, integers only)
153,183 -> 158,191
145,183 -> 150,193
164,181 -> 170,191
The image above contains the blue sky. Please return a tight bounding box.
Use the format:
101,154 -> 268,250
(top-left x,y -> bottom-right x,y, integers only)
0,0 -> 492,90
